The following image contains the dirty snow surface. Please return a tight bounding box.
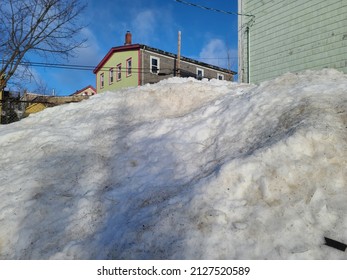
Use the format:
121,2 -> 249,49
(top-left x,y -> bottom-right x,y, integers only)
1,69 -> 347,260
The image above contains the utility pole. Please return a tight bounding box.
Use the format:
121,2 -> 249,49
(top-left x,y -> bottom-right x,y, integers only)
176,31 -> 181,77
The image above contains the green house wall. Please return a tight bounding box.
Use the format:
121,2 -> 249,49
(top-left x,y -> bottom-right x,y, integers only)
96,50 -> 139,93
239,0 -> 347,83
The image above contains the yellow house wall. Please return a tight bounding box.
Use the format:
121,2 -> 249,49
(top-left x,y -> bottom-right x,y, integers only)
96,50 -> 139,93
24,103 -> 47,116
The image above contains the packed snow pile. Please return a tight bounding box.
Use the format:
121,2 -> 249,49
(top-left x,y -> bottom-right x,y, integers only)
1,69 -> 347,259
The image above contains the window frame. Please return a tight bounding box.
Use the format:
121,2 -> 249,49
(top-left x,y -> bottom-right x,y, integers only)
100,73 -> 104,88
117,63 -> 122,81
196,68 -> 204,80
126,58 -> 132,77
109,68 -> 114,84
150,56 -> 160,74
217,73 -> 224,80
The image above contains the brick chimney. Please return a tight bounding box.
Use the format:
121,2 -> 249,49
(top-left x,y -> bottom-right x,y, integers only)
125,31 -> 132,45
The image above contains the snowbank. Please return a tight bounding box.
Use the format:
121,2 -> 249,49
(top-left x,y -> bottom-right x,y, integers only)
0,70 -> 347,259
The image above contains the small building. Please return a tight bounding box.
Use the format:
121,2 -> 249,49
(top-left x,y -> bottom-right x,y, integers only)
238,0 -> 347,83
70,85 -> 96,96
22,93 -> 88,117
93,32 -> 236,93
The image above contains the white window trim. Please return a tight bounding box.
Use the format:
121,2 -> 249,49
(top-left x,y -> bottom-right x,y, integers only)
217,73 -> 224,80
100,73 -> 104,88
117,63 -> 122,81
126,58 -> 132,77
196,68 -> 204,79
109,68 -> 114,84
150,55 -> 160,74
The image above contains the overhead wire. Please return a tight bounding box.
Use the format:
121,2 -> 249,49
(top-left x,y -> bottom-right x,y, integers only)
10,60 -> 171,73
1,1 -> 244,80
2,58 -> 236,74
174,0 -> 254,17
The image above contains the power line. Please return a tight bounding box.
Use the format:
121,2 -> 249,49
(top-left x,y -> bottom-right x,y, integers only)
174,0 -> 254,17
15,60 -> 157,72
3,59 -> 237,73
21,61 -> 94,71
4,60 -> 176,75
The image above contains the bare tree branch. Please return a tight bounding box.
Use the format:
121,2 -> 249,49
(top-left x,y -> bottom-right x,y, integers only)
0,0 -> 87,90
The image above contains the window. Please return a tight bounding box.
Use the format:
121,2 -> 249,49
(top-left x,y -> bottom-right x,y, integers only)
100,73 -> 104,88
117,64 -> 122,81
196,68 -> 204,80
109,68 -> 114,84
126,58 -> 132,77
217,73 -> 224,80
150,56 -> 160,74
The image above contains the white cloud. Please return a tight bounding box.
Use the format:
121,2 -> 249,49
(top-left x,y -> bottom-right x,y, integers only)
132,10 -> 156,36
70,27 -> 103,66
131,10 -> 157,43
199,38 -> 238,70
127,7 -> 176,46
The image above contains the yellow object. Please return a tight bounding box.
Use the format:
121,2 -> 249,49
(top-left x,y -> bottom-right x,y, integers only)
25,103 -> 47,115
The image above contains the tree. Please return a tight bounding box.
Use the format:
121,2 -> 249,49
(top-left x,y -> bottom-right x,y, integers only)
0,0 -> 87,90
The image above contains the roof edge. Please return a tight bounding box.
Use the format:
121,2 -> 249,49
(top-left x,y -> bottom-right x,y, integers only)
70,85 -> 97,96
93,44 -> 142,74
93,43 -> 236,75
140,44 -> 236,74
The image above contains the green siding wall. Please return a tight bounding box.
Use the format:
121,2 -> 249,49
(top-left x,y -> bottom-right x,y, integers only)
96,50 -> 139,93
240,0 -> 347,83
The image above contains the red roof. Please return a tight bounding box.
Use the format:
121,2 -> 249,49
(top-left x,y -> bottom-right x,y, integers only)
71,85 -> 96,96
93,44 -> 142,74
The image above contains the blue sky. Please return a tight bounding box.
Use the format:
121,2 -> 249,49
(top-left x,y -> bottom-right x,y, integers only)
25,0 -> 239,95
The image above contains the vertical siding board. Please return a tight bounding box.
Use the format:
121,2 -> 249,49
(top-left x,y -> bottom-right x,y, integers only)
240,0 -> 347,83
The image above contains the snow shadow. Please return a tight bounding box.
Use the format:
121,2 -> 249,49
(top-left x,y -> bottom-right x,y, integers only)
13,148 -> 107,259
10,71 -> 347,259
12,97 -> 197,259
89,90 -> 315,259
89,101 -> 198,259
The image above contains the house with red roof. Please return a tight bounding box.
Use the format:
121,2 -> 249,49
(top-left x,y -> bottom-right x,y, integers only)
93,32 -> 236,93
